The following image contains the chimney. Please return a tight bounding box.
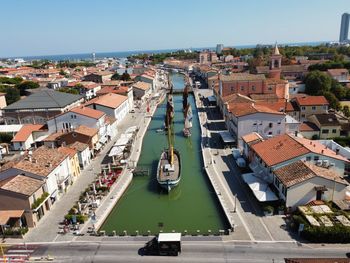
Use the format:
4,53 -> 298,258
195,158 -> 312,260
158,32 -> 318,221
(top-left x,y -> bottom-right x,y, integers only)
321,150 -> 324,154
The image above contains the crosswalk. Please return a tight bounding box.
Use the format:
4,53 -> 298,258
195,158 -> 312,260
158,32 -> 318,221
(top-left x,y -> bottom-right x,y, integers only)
0,245 -> 36,262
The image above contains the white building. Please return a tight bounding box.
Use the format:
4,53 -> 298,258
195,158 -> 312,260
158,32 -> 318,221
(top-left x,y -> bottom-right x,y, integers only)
13,146 -> 72,202
86,93 -> 129,122
11,124 -> 48,151
273,160 -> 349,210
69,141 -> 92,170
225,102 -> 286,148
47,106 -> 107,137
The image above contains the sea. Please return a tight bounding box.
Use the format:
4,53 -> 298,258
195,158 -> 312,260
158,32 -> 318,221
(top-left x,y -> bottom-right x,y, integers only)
3,41 -> 329,62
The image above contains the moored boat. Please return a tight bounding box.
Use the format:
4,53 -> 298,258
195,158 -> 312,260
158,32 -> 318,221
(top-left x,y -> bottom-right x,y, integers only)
157,148 -> 181,192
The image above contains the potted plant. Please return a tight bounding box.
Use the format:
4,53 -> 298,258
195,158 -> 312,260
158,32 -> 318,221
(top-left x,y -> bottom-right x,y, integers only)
263,205 -> 274,216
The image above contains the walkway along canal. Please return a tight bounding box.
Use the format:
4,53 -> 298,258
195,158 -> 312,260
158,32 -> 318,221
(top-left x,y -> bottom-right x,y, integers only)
100,74 -> 229,235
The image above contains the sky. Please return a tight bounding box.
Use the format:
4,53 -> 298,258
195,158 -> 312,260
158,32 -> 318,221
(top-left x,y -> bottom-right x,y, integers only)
0,0 -> 349,57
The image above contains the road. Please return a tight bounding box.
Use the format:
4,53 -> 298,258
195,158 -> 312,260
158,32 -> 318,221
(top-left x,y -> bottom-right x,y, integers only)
28,240 -> 350,263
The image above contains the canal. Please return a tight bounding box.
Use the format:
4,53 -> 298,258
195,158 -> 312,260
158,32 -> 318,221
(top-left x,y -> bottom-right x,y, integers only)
100,73 -> 229,235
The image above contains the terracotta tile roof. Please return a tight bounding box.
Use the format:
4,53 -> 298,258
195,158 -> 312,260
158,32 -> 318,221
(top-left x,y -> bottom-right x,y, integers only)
132,81 -> 151,91
70,106 -> 105,119
85,93 -> 127,109
74,125 -> 98,137
0,174 -> 44,196
327,68 -> 348,76
58,146 -> 77,158
295,95 -> 329,106
69,141 -> 89,152
96,86 -> 129,96
227,102 -> 284,117
293,136 -> 349,162
12,124 -> 45,142
299,121 -> 319,132
241,132 -> 263,144
43,131 -> 64,142
251,134 -> 310,166
256,100 -> 296,112
13,146 -> 68,177
0,210 -> 24,225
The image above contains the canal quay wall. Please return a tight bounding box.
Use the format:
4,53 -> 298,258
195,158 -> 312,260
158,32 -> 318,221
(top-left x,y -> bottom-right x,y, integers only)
81,90 -> 166,233
193,89 -> 235,233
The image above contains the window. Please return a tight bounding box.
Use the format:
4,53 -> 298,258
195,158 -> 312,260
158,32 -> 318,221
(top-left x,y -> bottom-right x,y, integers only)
269,123 -> 273,128
251,85 -> 256,91
312,106 -> 316,111
277,120 -> 281,125
332,129 -> 337,133
322,129 -> 329,134
277,130 -> 281,135
274,176 -> 280,188
240,86 -> 244,91
230,87 -> 234,92
323,105 -> 328,110
301,106 -> 306,111
268,86 -> 273,91
306,156 -> 311,161
268,131 -> 273,135
314,156 -> 319,161
301,114 -> 305,118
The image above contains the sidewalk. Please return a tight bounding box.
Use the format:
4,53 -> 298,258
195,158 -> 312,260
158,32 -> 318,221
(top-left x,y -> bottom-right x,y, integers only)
22,85 -> 164,243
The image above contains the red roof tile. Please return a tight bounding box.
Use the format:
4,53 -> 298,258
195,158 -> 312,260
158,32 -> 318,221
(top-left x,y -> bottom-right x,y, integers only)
12,124 -> 45,142
70,106 -> 105,119
295,96 -> 329,106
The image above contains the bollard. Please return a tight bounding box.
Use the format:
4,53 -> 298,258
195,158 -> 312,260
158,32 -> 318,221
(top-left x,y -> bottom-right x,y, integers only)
147,230 -> 151,236
172,230 -> 175,233
123,230 -> 127,236
208,230 -> 212,235
99,230 -> 105,236
184,230 -> 187,236
112,230 -> 116,236
196,230 -> 200,235
135,230 -> 139,236
219,230 -> 224,236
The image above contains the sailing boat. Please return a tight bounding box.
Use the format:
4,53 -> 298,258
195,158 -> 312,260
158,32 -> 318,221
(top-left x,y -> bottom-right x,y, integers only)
182,84 -> 189,112
157,76 -> 182,193
183,103 -> 193,137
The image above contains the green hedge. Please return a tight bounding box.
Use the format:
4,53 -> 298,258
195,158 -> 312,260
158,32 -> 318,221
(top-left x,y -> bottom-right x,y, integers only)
64,214 -> 87,224
31,192 -> 49,209
292,214 -> 350,243
4,227 -> 28,236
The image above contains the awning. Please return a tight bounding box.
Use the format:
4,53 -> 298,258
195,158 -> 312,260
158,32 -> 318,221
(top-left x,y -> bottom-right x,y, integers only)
242,173 -> 278,202
219,131 -> 235,143
108,145 -> 125,157
314,186 -> 328,191
0,210 -> 24,225
99,136 -> 108,144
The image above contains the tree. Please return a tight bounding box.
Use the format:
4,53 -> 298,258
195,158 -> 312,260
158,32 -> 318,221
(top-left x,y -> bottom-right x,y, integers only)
330,79 -> 346,100
111,72 -> 121,80
120,71 -> 131,81
323,91 -> 340,110
4,87 -> 20,104
58,87 -> 79,95
304,71 -> 332,95
343,105 -> 350,117
16,81 -> 40,96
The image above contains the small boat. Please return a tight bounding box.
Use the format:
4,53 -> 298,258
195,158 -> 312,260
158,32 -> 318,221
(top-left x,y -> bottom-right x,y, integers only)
183,104 -> 193,137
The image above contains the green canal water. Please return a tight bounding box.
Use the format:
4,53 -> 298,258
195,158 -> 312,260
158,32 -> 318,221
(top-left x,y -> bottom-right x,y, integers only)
100,73 -> 229,235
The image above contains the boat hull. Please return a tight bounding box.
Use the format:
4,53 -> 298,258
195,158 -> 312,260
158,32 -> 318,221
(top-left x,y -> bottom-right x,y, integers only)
157,149 -> 181,193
